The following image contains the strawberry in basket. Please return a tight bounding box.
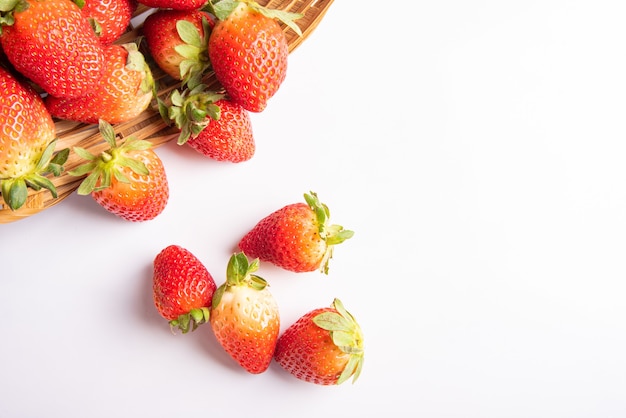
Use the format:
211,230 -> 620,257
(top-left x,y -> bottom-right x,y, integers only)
142,8 -> 213,85
0,66 -> 68,211
0,0 -> 105,99
206,0 -> 303,112
45,43 -> 154,125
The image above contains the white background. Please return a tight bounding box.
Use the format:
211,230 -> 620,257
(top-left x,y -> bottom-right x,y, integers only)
2,1 -> 626,416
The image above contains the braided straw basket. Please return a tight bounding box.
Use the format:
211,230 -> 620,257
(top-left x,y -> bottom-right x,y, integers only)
0,0 -> 334,224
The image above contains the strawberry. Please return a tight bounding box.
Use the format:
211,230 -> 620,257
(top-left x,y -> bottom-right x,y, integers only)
185,98 -> 254,162
142,8 -> 213,84
166,83 -> 255,162
0,0 -> 105,99
210,253 -> 280,374
137,0 -> 207,11
238,192 -> 354,274
274,298 -> 364,385
69,120 -> 169,222
0,66 -> 68,211
207,0 -> 302,112
80,0 -> 138,45
45,43 -> 154,125
153,245 -> 217,333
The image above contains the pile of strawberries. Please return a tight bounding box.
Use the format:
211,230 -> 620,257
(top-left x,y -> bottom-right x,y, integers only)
1,0 -> 364,385
154,191 -> 363,385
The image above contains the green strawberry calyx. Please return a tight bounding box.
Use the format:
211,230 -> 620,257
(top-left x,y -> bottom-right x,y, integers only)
169,307 -> 211,334
212,253 -> 267,308
304,191 -> 354,274
69,120 -> 153,195
0,140 -> 69,211
205,0 -> 303,37
122,42 -> 155,97
165,81 -> 224,145
174,16 -> 213,87
313,298 -> 365,385
0,0 -> 28,33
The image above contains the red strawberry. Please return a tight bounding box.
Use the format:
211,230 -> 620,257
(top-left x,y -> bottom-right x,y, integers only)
69,120 -> 169,222
238,192 -> 354,274
142,8 -> 213,84
210,253 -> 280,374
45,43 -> 154,124
137,0 -> 207,11
153,245 -> 217,333
166,83 -> 255,162
185,98 -> 254,162
207,0 -> 302,112
0,0 -> 105,98
0,66 -> 68,211
274,298 -> 364,385
80,0 -> 138,45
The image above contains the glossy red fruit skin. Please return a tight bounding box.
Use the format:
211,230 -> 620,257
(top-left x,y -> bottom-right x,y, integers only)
153,245 -> 217,321
239,203 -> 325,272
208,3 -> 288,112
92,148 -> 169,222
0,0 -> 105,98
80,0 -> 138,45
274,307 -> 349,385
186,99 -> 255,162
45,44 -> 152,124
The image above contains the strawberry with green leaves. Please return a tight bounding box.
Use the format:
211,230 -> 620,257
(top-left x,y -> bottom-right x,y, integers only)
80,0 -> 138,45
153,245 -> 217,334
45,43 -> 153,125
70,120 -> 169,222
238,192 -> 354,274
210,253 -> 280,374
274,298 -> 364,385
142,8 -> 213,85
207,0 -> 302,112
0,66 -> 68,211
166,83 -> 255,162
0,0 -> 105,98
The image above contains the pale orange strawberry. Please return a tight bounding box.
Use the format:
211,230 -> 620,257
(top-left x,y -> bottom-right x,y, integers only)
69,120 -> 169,222
210,253 -> 280,374
0,66 -> 68,210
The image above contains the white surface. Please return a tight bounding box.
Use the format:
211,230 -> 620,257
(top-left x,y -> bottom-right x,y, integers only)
2,1 -> 626,416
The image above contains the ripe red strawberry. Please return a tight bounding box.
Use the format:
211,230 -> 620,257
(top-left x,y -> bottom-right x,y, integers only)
45,43 -> 154,124
0,0 -> 105,99
238,192 -> 354,274
69,120 -> 169,222
207,0 -> 302,112
153,245 -> 217,333
0,66 -> 68,211
142,8 -> 213,84
210,253 -> 280,374
137,0 -> 207,11
185,98 -> 254,162
80,0 -> 138,45
274,298 -> 364,385
166,83 -> 255,162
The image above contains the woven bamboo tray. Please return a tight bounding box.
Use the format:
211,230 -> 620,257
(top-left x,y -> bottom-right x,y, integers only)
0,0 -> 334,224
